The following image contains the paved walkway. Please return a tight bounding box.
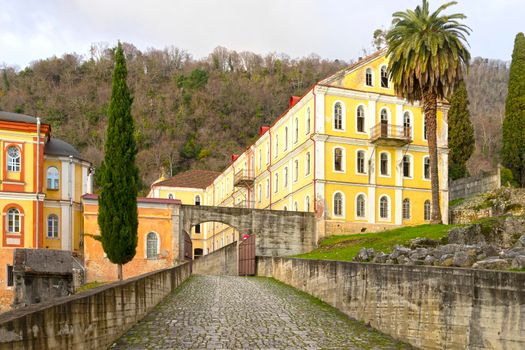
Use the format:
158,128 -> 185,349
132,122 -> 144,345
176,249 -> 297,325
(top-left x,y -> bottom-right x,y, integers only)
112,276 -> 410,349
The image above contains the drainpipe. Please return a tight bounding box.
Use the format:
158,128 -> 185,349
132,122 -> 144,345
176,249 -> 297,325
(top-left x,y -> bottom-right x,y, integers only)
36,117 -> 41,248
69,155 -> 73,251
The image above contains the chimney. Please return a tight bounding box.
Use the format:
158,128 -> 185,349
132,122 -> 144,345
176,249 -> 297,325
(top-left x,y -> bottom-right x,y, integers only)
289,96 -> 301,108
231,154 -> 239,163
259,126 -> 270,136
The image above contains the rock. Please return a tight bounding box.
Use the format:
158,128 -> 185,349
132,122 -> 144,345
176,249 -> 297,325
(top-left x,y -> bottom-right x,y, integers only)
448,225 -> 485,245
440,244 -> 463,255
372,252 -> 388,264
472,258 -> 510,270
500,247 -> 525,259
437,254 -> 454,267
423,255 -> 436,266
354,248 -> 375,262
390,246 -> 411,260
385,259 -> 394,265
452,251 -> 476,268
480,244 -> 500,257
511,256 -> 525,269
396,255 -> 410,265
409,248 -> 429,261
409,237 -> 439,249
515,235 -> 525,248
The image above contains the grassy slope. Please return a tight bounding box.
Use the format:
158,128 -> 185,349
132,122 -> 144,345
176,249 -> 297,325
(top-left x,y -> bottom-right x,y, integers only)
296,224 -> 452,261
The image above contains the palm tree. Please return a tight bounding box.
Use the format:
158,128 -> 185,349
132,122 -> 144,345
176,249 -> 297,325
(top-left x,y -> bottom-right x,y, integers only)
386,0 -> 470,224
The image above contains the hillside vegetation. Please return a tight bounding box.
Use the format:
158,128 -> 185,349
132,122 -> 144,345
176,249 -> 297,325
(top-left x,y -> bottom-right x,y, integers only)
0,43 -> 509,192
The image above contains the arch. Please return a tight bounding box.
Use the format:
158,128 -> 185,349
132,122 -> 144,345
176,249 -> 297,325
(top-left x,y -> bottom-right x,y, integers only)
284,166 -> 289,187
356,149 -> 366,174
379,195 -> 390,220
402,198 -> 411,220
424,200 -> 431,221
423,156 -> 431,180
47,214 -> 59,238
402,154 -> 413,178
380,107 -> 390,124
356,105 -> 366,133
274,173 -> 279,193
194,195 -> 201,206
333,147 -> 345,172
294,117 -> 299,143
47,166 -> 60,190
266,178 -> 270,198
6,207 -> 21,233
146,232 -> 160,259
274,135 -> 279,158
284,126 -> 289,150
7,145 -> 21,172
380,65 -> 389,88
168,193 -> 174,200
355,193 -> 366,219
306,107 -> 311,134
333,101 -> 345,131
294,159 -> 299,182
379,152 -> 390,176
365,67 -> 374,86
403,110 -> 413,138
333,191 -> 345,217
305,152 -> 311,175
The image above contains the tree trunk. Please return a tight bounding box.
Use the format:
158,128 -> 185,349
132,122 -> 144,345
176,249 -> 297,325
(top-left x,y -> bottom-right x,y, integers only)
422,90 -> 443,224
117,263 -> 123,281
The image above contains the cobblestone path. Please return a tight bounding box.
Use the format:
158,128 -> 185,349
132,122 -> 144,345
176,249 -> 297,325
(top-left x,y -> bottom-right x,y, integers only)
112,276 -> 410,349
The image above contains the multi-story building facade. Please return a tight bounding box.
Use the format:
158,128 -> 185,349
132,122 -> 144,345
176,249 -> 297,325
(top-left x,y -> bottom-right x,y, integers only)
149,50 -> 449,257
0,111 -> 91,311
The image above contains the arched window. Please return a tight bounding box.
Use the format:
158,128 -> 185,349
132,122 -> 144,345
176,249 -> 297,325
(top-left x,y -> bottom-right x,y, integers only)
356,194 -> 366,218
7,208 -> 20,233
402,198 -> 411,220
7,146 -> 21,172
403,111 -> 411,137
424,200 -> 431,221
283,206 -> 287,211
47,214 -> 59,238
380,152 -> 389,176
266,142 -> 270,164
294,159 -> 299,181
274,173 -> 279,193
334,147 -> 344,172
258,184 -> 262,203
380,108 -> 389,124
423,157 -> 430,179
333,192 -> 343,217
284,167 -> 289,187
305,152 -> 311,175
266,178 -> 270,198
195,195 -> 201,206
356,150 -> 366,174
294,201 -> 298,211
168,193 -> 174,199
379,196 -> 389,219
403,155 -> 411,178
305,196 -> 310,212
306,108 -> 311,134
258,149 -> 262,169
274,135 -> 279,158
356,106 -> 365,133
380,66 -> 389,88
284,127 -> 289,150
146,232 -> 159,259
294,118 -> 299,143
334,102 -> 343,130
365,68 -> 373,86
47,167 -> 59,190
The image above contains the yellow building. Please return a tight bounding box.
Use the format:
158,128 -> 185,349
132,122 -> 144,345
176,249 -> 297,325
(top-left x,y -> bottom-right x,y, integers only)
0,111 -> 91,311
149,49 -> 449,255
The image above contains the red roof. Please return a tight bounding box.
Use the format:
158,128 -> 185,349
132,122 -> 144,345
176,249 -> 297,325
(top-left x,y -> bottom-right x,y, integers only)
153,169 -> 221,189
82,193 -> 182,205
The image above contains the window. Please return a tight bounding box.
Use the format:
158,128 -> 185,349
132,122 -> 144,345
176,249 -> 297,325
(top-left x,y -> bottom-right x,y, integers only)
423,157 -> 430,179
168,193 -> 174,199
7,146 -> 21,172
334,102 -> 343,130
305,196 -> 310,212
7,208 -> 20,233
403,155 -> 411,178
294,118 -> 299,143
274,136 -> 279,158
306,108 -> 311,134
195,195 -> 201,206
380,108 -> 388,124
334,148 -> 344,172
266,179 -> 270,198
274,173 -> 279,193
283,206 -> 287,211
294,159 -> 299,182
305,152 -> 311,176
6,265 -> 14,287
333,192 -> 343,217
357,150 -> 366,174
284,167 -> 289,187
266,142 -> 270,164
379,196 -> 389,219
380,66 -> 389,88
424,200 -> 431,221
356,106 -> 365,133
146,232 -> 159,259
403,198 -> 411,219
258,149 -> 262,169
195,224 -> 201,234
284,127 -> 288,150
380,152 -> 389,176
294,201 -> 298,211
258,184 -> 262,203
47,214 -> 59,238
403,111 -> 411,137
356,194 -> 366,218
47,167 -> 59,189
365,68 -> 373,86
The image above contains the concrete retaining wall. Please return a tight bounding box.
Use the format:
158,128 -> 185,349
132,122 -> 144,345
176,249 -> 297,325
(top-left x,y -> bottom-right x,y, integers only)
449,169 -> 500,201
192,241 -> 238,276
257,257 -> 525,350
0,263 -> 191,350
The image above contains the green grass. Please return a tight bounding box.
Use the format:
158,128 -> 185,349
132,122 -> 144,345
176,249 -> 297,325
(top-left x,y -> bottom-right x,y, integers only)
75,281 -> 107,294
295,224 -> 454,262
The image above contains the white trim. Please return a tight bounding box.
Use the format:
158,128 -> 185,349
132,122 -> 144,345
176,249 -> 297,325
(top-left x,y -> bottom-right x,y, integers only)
332,146 -> 346,173
365,67 -> 374,87
46,213 -> 60,239
332,191 -> 345,218
60,206 -> 71,251
379,151 -> 391,177
380,65 -> 390,89
368,187 -> 376,224
145,231 -> 161,259
355,149 -> 367,175
402,197 -> 411,220
355,104 -> 367,134
378,194 -> 391,221
305,107 -> 311,135
379,107 -> 391,125
305,152 -> 311,176
194,195 -> 201,205
305,195 -> 311,212
401,153 -> 414,179
422,155 -> 431,181
294,117 -> 299,144
293,159 -> 299,183
402,110 -> 414,139
354,192 -> 367,220
332,100 -> 346,132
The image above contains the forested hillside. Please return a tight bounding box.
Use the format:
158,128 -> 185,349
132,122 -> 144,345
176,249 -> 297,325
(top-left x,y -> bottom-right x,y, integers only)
0,43 -> 509,192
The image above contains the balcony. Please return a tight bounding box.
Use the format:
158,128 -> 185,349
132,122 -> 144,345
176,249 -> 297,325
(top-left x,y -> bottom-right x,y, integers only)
234,169 -> 254,188
234,199 -> 255,208
370,123 -> 411,147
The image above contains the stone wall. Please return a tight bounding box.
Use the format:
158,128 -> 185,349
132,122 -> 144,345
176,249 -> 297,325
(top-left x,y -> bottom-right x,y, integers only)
257,257 -> 525,350
0,263 -> 191,350
192,241 -> 238,276
449,169 -> 500,201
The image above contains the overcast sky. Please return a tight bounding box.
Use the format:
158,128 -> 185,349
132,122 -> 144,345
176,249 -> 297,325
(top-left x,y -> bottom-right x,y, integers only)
1,0 -> 523,68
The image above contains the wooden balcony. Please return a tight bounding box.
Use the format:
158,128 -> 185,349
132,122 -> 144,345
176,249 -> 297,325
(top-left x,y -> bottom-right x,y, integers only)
370,123 -> 411,146
234,169 -> 254,188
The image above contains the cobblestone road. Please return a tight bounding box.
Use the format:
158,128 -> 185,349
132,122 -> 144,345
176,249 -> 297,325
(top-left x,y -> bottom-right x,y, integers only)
112,276 -> 410,349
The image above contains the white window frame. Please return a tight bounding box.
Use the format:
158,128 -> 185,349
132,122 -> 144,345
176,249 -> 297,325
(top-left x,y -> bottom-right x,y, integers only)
145,232 -> 160,259
274,135 -> 279,159
332,191 -> 345,218
355,149 -> 367,175
47,214 -> 59,239
424,200 -> 431,221
305,152 -> 311,176
266,142 -> 270,165
294,201 -> 298,211
294,117 -> 299,144
379,152 -> 390,177
274,173 -> 279,193
333,147 -> 346,173
378,195 -> 391,221
356,104 -> 366,134
284,127 -> 288,151
380,65 -> 389,88
423,156 -> 431,180
258,184 -> 262,203
306,107 -> 311,134
402,198 -> 411,220
294,159 -> 299,182
403,110 -> 414,139
194,195 -> 201,205
355,193 -> 367,219
266,178 -> 270,198
305,196 -> 310,212
402,154 -> 413,179
258,149 -> 262,170
47,166 -> 60,190
7,146 -> 21,172
7,208 -> 20,233
379,107 -> 390,125
333,101 -> 345,131
284,166 -> 289,187
365,67 -> 374,87
168,193 -> 174,199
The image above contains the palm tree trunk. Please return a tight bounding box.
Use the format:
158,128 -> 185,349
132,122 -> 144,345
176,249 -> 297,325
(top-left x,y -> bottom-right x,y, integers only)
422,90 -> 443,224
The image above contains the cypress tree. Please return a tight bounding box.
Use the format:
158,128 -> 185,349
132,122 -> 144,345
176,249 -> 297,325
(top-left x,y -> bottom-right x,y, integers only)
448,80 -> 475,180
502,33 -> 525,186
97,42 -> 139,280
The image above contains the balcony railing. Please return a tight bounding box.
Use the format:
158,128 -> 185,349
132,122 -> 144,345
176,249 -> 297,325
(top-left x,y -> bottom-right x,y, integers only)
234,169 -> 255,188
234,200 -> 255,208
370,123 -> 411,146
